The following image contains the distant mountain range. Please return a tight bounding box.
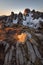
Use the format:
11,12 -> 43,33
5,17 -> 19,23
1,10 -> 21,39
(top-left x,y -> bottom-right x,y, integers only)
0,8 -> 43,21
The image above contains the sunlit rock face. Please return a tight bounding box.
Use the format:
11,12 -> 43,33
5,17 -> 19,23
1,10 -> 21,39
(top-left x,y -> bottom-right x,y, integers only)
16,33 -> 27,43
10,32 -> 27,44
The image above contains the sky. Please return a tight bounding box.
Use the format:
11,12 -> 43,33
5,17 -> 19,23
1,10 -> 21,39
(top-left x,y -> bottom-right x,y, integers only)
0,0 -> 43,15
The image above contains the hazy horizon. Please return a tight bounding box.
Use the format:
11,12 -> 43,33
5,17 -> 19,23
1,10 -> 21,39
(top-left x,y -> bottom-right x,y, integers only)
0,0 -> 43,15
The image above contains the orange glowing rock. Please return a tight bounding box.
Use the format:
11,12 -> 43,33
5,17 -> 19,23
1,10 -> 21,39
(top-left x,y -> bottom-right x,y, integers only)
17,33 -> 27,43
12,33 -> 27,43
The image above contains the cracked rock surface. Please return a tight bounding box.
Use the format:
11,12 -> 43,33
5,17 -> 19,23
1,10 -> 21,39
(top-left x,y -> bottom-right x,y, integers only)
0,24 -> 43,65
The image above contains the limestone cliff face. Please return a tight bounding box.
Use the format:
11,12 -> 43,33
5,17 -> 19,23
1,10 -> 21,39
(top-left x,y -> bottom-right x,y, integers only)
0,24 -> 43,65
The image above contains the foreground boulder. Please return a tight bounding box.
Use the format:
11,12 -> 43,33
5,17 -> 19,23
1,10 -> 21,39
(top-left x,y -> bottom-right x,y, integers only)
0,24 -> 43,65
